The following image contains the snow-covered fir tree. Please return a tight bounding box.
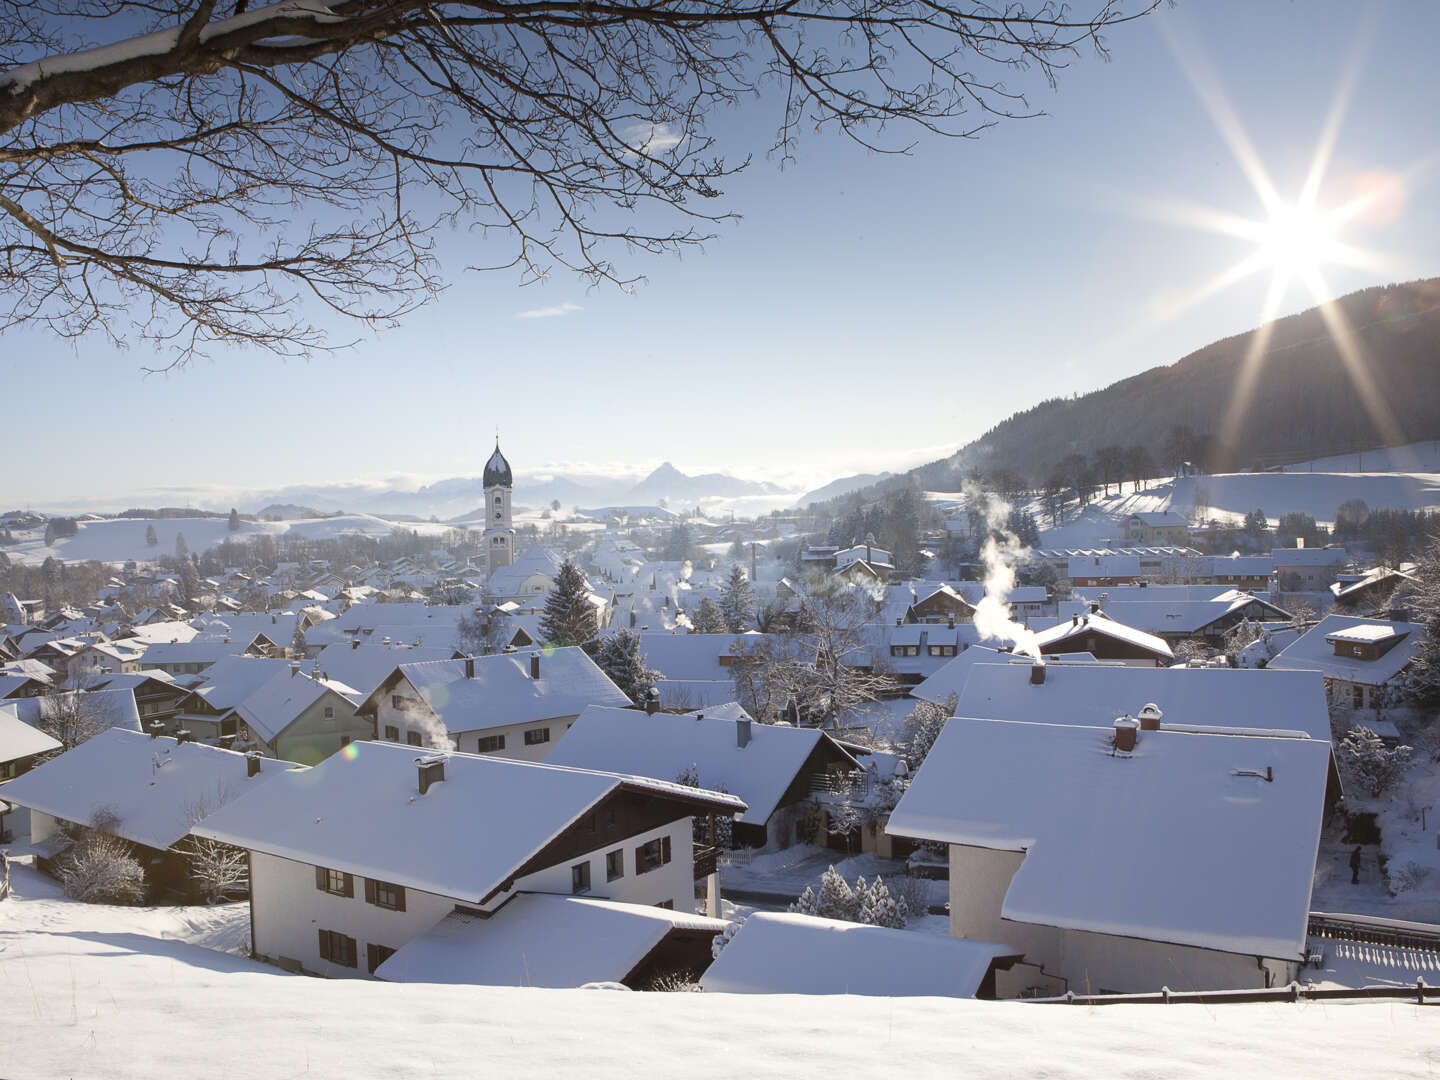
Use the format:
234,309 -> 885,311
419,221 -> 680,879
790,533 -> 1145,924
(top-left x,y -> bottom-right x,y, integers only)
814,865 -> 859,921
539,560 -> 596,647
692,596 -> 727,634
593,628 -> 660,705
858,876 -> 909,929
719,564 -> 755,634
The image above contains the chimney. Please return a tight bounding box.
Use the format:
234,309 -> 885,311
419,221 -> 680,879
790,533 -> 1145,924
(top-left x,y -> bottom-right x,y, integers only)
1113,716 -> 1139,753
417,755 -> 445,795
1030,664 -> 1046,685
1089,601 -> 1101,615
645,688 -> 660,715
736,717 -> 752,749
245,751 -> 262,778
1138,703 -> 1163,731
175,728 -> 193,745
530,652 -> 541,680
695,712 -> 704,722
148,721 -> 164,739
896,617 -> 903,628
289,661 -> 300,678
271,614 -> 277,624
464,656 -> 475,679
947,614 -> 955,629
351,638 -> 360,650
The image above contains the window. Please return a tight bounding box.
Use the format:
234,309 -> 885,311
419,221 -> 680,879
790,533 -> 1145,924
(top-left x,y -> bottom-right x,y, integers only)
928,645 -> 957,657
318,929 -> 357,968
1352,684 -> 1365,709
890,645 -> 919,658
367,943 -> 396,975
324,705 -> 335,719
315,867 -> 354,897
523,727 -> 550,746
655,899 -> 674,910
340,735 -> 352,747
571,861 -> 591,894
606,849 -> 624,882
406,731 -> 423,746
476,734 -> 506,753
635,835 -> 672,875
364,878 -> 406,911
392,694 -> 403,709
384,724 -> 399,741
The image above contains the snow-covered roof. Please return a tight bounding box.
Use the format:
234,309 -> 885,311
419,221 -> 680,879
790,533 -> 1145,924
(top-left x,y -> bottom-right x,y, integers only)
1270,547 -> 1348,567
193,655 -> 312,711
1127,511 -> 1190,528
1066,554 -> 1141,577
700,912 -> 1015,997
311,642 -> 460,700
193,740 -> 743,904
233,670 -> 358,744
1269,614 -> 1424,687
375,648 -> 631,734
4,688 -> 142,736
0,728 -> 304,851
952,662 -> 1330,741
886,717 -> 1330,959
1056,594 -> 1285,636
1331,566 -> 1416,600
635,631 -> 772,683
1031,612 -> 1173,659
547,705 -> 857,825
376,896 -> 726,987
1325,623 -> 1405,645
0,702 -> 61,763
487,543 -> 564,597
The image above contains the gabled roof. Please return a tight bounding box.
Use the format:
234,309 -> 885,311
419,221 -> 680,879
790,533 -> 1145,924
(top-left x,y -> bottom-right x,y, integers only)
192,655 -> 310,712
0,702 -> 61,763
233,670 -> 359,744
193,740 -> 744,904
547,704 -> 858,824
1269,614 -> 1425,686
1127,511 -> 1190,528
1,729 -> 304,851
311,642 -> 461,700
1031,612 -> 1173,659
699,912 -> 1015,997
887,717 -> 1330,959
1055,594 -> 1288,636
953,662 -> 1330,741
376,896 -> 726,987
364,648 -> 631,734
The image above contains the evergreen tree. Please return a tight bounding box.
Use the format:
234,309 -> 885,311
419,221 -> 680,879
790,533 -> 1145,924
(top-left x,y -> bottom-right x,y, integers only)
1403,546 -> 1440,706
719,564 -> 755,633
814,865 -> 859,921
858,876 -> 909,928
593,629 -> 660,705
788,886 -> 820,917
539,560 -> 596,647
228,508 -> 241,532
177,559 -> 200,604
43,520 -> 55,545
145,523 -> 158,547
692,597 -> 727,634
175,532 -> 189,560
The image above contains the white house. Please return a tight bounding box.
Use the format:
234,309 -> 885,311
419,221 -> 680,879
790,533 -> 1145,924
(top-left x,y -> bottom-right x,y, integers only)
886,715 -> 1330,996
1268,614 -> 1426,712
361,648 -> 632,758
192,740 -> 745,979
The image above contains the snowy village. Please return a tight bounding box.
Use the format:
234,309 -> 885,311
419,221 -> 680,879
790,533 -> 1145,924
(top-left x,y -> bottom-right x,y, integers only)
3,0 -> 1440,1076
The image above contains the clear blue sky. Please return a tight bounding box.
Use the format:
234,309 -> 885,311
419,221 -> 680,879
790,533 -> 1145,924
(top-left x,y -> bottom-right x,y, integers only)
7,0 -> 1439,510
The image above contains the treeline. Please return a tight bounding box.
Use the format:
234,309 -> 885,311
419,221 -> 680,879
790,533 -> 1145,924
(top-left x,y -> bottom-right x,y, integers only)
116,508 -> 228,519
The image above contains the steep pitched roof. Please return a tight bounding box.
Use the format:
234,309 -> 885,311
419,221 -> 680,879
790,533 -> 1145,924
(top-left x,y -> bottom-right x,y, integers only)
193,740 -> 744,904
887,717 -> 1329,959
1269,614 -> 1425,686
547,704 -> 857,824
0,702 -> 61,763
1031,611 -> 1173,660
1,728 -> 303,850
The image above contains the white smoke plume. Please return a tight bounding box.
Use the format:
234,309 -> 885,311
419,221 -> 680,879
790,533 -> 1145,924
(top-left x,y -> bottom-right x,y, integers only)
401,701 -> 456,753
963,480 -> 1042,662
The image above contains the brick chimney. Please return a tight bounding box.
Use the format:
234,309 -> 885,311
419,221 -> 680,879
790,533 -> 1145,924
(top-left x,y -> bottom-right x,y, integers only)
464,656 -> 475,679
245,751 -> 262,778
736,717 -> 752,749
417,755 -> 445,795
645,688 -> 660,715
1138,703 -> 1163,731
1030,664 -> 1046,685
530,652 -> 541,680
1113,716 -> 1139,752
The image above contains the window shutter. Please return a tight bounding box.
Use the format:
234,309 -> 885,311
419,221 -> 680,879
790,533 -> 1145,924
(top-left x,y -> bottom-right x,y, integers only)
343,873 -> 354,898
662,835 -> 672,865
635,844 -> 645,871
395,886 -> 406,913
364,878 -> 377,904
315,866 -> 327,891
318,929 -> 330,961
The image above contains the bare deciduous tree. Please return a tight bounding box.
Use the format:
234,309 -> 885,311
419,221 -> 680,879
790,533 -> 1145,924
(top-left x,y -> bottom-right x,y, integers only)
1,0 -> 1156,366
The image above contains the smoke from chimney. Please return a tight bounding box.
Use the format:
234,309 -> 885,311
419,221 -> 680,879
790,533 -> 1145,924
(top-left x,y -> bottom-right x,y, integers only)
964,480 -> 1041,662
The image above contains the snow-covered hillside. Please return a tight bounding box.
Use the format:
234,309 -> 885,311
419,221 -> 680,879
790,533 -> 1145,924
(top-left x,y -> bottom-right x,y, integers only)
1,860 -> 1434,1080
3,514 -> 458,566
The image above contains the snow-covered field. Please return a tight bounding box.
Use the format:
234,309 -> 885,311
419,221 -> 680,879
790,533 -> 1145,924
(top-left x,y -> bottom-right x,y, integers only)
3,514 -> 458,566
2,858 -> 1438,1079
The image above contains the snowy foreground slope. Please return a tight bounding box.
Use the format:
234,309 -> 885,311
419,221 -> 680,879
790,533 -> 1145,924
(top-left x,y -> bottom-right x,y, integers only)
1,864 -> 1436,1079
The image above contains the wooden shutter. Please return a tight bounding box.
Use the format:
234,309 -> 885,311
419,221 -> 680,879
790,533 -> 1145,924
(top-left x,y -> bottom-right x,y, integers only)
342,872 -> 354,898
394,886 -> 406,913
635,844 -> 645,873
315,866 -> 328,891
364,878 -> 377,904
318,929 -> 330,961
661,835 -> 672,865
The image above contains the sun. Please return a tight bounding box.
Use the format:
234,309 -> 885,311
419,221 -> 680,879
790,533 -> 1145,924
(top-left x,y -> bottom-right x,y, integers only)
1256,203 -> 1343,279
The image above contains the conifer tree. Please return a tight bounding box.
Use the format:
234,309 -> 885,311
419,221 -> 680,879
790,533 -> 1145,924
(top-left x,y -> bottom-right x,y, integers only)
692,597 -> 727,635
592,628 -> 660,705
719,564 -> 755,634
814,865 -> 859,921
539,560 -> 596,647
175,532 -> 189,560
145,524 -> 158,547
228,508 -> 241,532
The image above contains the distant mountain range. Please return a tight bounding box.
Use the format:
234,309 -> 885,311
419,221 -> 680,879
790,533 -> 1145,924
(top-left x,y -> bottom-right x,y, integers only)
243,461 -> 791,521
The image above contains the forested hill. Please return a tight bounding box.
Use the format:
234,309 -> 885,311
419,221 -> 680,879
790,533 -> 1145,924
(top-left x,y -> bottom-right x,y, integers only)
900,278 -> 1440,493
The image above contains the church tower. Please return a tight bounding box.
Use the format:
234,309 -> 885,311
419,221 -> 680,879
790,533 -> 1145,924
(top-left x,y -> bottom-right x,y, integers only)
482,439 -> 515,573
